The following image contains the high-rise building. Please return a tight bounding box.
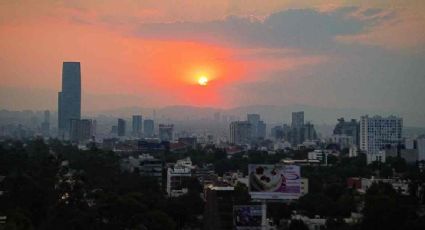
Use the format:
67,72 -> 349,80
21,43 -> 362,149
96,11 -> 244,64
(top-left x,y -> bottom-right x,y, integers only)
333,118 -> 360,146
41,110 -> 50,137
132,115 -> 143,137
360,115 -> 403,155
159,124 -> 174,142
247,114 -> 266,141
257,120 -> 266,140
143,119 -> 154,137
271,125 -> 284,140
58,62 -> 81,138
304,122 -> 317,141
291,111 -> 304,128
247,114 -> 260,140
229,121 -> 251,145
417,138 -> 425,161
69,119 -> 93,143
291,111 -> 305,146
117,119 -> 126,137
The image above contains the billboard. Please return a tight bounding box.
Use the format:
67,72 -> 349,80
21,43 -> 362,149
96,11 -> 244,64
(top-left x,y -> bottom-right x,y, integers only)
248,164 -> 301,200
233,205 -> 262,230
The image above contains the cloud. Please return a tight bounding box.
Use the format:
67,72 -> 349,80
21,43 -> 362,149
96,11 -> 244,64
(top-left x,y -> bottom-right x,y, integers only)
134,7 -> 393,50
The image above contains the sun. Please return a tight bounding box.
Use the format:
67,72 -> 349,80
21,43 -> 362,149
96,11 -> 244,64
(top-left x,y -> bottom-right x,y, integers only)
198,76 -> 209,86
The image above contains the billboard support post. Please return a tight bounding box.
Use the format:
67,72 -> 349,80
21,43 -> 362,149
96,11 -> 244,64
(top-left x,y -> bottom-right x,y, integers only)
261,200 -> 267,229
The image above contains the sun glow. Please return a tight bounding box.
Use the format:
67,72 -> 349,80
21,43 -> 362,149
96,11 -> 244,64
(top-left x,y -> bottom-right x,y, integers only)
198,76 -> 209,86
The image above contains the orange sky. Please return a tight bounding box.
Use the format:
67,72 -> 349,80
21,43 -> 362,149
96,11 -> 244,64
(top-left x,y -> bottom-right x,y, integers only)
0,0 -> 424,113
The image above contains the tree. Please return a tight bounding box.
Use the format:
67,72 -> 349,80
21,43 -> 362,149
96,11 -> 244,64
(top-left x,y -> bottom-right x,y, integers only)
362,182 -> 408,230
288,219 -> 309,230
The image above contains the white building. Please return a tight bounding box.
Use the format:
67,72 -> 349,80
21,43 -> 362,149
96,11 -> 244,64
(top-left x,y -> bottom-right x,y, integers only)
360,115 -> 403,156
349,146 -> 359,158
166,157 -> 194,197
366,151 -> 386,164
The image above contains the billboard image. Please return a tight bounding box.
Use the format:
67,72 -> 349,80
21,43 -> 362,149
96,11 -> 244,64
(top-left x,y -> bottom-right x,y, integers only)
248,164 -> 301,200
233,205 -> 262,230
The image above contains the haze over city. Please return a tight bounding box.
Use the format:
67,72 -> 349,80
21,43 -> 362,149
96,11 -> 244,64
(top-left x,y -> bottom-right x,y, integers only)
2,1 -> 425,230
1,0 -> 425,126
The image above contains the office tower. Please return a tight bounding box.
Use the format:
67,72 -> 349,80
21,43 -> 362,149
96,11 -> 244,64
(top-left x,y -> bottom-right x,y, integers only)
257,120 -> 266,140
58,62 -> 81,138
143,119 -> 154,137
291,111 -> 304,128
159,124 -> 174,142
360,115 -> 403,155
41,110 -> 50,137
247,114 -> 260,140
132,115 -> 143,137
69,119 -> 93,143
271,126 -> 284,140
117,119 -> 126,137
291,111 -> 305,146
229,121 -> 251,145
333,118 -> 360,146
304,122 -> 317,141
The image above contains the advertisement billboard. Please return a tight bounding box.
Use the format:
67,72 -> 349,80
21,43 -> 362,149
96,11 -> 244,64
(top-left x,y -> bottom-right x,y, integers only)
248,164 -> 301,200
233,205 -> 262,230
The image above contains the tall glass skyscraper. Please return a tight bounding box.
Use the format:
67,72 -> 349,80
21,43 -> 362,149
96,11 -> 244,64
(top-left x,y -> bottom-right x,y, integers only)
58,62 -> 81,138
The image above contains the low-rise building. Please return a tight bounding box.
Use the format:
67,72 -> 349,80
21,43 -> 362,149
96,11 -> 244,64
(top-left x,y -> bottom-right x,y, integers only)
204,182 -> 235,230
166,157 -> 194,197
121,154 -> 163,185
347,177 -> 410,195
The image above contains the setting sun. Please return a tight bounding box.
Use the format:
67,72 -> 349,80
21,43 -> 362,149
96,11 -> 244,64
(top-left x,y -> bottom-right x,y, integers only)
198,76 -> 209,86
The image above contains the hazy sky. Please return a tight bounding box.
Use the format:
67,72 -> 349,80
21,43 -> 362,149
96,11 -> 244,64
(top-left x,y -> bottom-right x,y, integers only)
0,0 -> 424,124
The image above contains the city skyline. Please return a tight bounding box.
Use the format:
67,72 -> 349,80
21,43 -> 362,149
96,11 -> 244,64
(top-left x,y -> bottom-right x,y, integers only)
0,1 -> 424,127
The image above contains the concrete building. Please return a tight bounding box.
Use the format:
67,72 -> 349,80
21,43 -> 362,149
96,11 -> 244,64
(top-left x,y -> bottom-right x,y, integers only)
203,182 -> 235,230
300,178 -> 309,197
143,119 -> 154,137
303,122 -> 317,141
367,147 -> 418,164
292,111 -> 304,128
159,124 -> 174,142
117,119 -> 126,137
291,112 -> 305,146
331,134 -> 354,150
358,177 -> 410,195
121,154 -> 163,185
132,115 -> 143,137
69,119 -> 94,143
58,62 -> 81,139
229,121 -> 251,145
247,114 -> 260,140
360,115 -> 403,155
178,137 -> 197,149
405,138 -> 416,150
333,118 -> 360,146
271,125 -> 284,140
166,157 -> 193,197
